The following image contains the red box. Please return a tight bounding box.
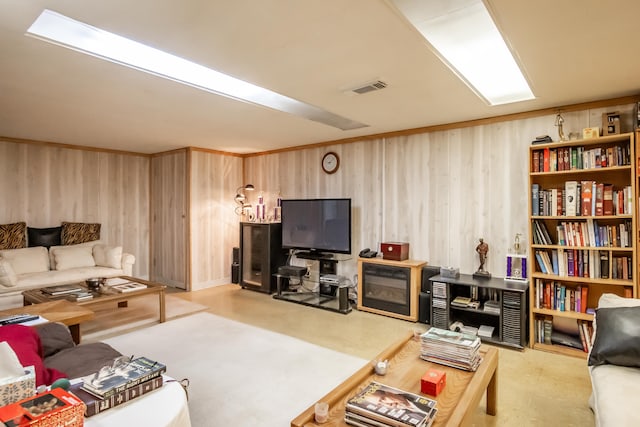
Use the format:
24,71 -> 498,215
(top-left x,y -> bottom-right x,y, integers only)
0,388 -> 85,426
421,369 -> 446,396
381,242 -> 409,261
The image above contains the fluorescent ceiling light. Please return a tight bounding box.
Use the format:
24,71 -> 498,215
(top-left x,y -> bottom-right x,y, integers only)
392,0 -> 534,105
26,9 -> 367,131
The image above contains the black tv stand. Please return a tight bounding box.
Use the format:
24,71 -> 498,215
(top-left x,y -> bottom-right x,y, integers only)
273,255 -> 352,314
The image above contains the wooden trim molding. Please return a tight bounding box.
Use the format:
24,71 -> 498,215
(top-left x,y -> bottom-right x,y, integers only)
244,94 -> 640,157
0,136 -> 150,157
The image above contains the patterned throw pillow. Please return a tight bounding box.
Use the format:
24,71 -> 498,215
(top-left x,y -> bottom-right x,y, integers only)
0,222 -> 27,250
61,222 -> 101,245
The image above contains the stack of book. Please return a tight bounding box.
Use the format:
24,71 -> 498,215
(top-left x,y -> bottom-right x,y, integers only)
65,290 -> 94,301
419,327 -> 482,371
71,356 -> 166,417
345,382 -> 437,427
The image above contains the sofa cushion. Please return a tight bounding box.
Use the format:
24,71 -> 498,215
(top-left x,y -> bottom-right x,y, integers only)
49,240 -> 102,270
61,222 -> 101,245
0,259 -> 18,287
27,226 -> 62,249
590,364 -> 640,427
36,322 -> 76,358
14,267 -> 125,290
93,244 -> 123,269
53,245 -> 96,271
45,343 -> 123,379
588,306 -> 640,367
0,246 -> 49,275
0,222 -> 26,250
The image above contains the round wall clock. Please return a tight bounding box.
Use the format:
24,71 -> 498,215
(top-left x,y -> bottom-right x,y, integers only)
322,152 -> 340,174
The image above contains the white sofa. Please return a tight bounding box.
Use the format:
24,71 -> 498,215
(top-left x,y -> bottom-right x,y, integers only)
0,240 -> 135,309
588,293 -> 640,427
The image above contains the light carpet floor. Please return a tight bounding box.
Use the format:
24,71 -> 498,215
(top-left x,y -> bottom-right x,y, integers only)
82,295 -> 208,342
102,311 -> 367,427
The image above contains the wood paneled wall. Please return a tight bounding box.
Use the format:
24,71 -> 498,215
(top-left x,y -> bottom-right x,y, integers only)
0,140 -> 150,277
244,103 -> 637,282
150,150 -> 188,288
189,149 -> 243,290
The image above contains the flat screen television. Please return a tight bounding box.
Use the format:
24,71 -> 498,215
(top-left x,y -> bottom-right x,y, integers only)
281,198 -> 351,256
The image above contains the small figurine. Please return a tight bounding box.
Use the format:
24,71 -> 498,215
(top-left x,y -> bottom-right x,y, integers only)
473,238 -> 491,279
555,112 -> 566,142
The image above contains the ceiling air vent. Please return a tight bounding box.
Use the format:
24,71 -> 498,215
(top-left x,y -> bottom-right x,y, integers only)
350,80 -> 388,95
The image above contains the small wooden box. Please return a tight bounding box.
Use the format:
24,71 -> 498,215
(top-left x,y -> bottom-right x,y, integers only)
602,111 -> 621,136
421,369 -> 446,396
381,242 -> 409,261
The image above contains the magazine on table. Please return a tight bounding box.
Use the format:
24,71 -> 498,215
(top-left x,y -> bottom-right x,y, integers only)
110,282 -> 147,293
346,382 -> 437,427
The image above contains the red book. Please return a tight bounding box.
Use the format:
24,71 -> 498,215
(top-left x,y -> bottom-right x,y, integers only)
580,181 -> 593,216
533,151 -> 540,172
581,286 -> 588,313
543,148 -> 550,172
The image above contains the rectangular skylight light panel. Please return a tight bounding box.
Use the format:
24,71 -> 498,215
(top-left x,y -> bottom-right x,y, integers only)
392,0 -> 534,105
26,9 -> 367,130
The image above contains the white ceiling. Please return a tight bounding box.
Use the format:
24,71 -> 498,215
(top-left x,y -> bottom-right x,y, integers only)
1,0 -> 639,154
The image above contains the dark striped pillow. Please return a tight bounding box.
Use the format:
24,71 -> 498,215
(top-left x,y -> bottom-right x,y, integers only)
0,222 -> 27,250
61,222 -> 101,245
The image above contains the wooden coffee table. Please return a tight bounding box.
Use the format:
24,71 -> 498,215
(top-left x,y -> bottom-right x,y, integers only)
291,330 -> 498,427
0,300 -> 94,344
23,276 -> 166,323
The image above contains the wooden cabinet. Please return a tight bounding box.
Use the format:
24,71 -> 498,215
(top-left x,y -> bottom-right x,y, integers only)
528,132 -> 637,358
429,274 -> 528,349
357,258 -> 426,321
239,222 -> 286,293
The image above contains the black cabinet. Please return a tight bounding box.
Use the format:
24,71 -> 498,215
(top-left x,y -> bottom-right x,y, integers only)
429,274 -> 528,349
239,222 -> 287,293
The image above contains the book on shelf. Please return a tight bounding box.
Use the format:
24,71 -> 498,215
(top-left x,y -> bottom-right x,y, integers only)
565,181 -> 578,216
345,382 -> 437,427
42,284 -> 84,295
80,356 -> 166,399
70,375 -> 163,417
450,296 -> 473,308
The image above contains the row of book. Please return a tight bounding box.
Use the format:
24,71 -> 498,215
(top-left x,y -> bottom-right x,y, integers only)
535,248 -> 632,280
72,356 -> 167,417
419,328 -> 481,372
345,382 -> 437,427
531,143 -> 631,173
533,218 -> 632,249
533,279 -> 589,313
531,182 -> 632,217
533,317 -> 593,353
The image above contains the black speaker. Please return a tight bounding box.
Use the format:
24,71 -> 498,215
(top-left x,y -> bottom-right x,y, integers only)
419,292 -> 431,324
232,247 -> 240,263
421,265 -> 440,292
231,263 -> 240,284
419,266 -> 440,324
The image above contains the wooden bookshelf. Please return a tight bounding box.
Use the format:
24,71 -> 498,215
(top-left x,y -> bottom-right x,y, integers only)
528,132 -> 637,357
